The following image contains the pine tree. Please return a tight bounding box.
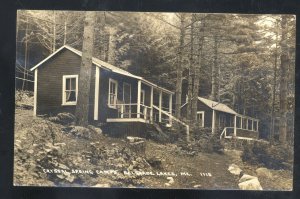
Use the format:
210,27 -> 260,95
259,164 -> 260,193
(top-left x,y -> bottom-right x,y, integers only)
75,12 -> 96,126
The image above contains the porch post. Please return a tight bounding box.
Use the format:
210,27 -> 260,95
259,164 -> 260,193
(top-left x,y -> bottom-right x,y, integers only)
169,94 -> 172,126
137,80 -> 141,118
212,110 -> 215,134
33,69 -> 38,116
234,115 -> 237,137
94,67 -> 100,120
159,90 -> 162,122
246,118 -> 248,130
257,120 -> 259,132
241,117 -> 243,129
251,119 -> 254,131
150,86 -> 154,123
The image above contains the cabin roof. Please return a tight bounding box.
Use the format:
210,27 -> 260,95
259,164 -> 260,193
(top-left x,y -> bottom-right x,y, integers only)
30,45 -> 173,94
198,97 -> 237,115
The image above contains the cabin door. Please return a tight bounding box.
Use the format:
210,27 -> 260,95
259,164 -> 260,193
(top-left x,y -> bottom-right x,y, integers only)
123,83 -> 131,118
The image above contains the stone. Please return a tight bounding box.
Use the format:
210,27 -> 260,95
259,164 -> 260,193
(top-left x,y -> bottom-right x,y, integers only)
239,174 -> 258,183
167,177 -> 174,184
228,164 -> 242,176
238,178 -> 263,190
88,125 -> 103,135
129,140 -> 146,155
193,184 -> 202,188
50,112 -> 76,125
147,157 -> 162,169
126,136 -> 145,143
93,183 -> 110,188
256,167 -> 273,179
165,177 -> 174,186
69,126 -> 91,139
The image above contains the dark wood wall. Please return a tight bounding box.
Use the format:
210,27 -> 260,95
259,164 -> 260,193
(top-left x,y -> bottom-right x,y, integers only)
36,49 -> 96,120
97,70 -> 138,122
36,48 -> 173,126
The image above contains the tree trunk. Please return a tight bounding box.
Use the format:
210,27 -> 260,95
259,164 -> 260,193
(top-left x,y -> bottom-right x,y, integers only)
270,21 -> 279,143
75,11 -> 96,126
175,14 -> 186,118
191,15 -> 203,122
211,36 -> 218,101
279,16 -> 289,145
187,15 -> 195,122
52,11 -> 56,53
107,28 -> 117,65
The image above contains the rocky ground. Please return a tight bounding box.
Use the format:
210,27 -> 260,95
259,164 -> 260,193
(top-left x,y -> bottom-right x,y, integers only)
14,108 -> 293,190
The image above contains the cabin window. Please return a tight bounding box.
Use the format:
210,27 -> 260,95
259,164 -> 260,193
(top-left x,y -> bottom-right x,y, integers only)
108,78 -> 118,108
197,111 -> 205,127
242,118 -> 247,129
253,120 -> 258,131
140,89 -> 145,105
219,114 -> 226,128
62,75 -> 78,105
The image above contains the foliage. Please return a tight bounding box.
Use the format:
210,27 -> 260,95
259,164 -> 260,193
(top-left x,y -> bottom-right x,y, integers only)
241,141 -> 293,170
16,11 -> 295,141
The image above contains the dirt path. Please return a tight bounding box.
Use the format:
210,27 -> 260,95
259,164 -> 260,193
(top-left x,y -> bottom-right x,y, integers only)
142,142 -> 239,189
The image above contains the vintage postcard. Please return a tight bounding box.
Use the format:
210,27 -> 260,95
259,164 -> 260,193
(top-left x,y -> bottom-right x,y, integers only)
14,10 -> 295,190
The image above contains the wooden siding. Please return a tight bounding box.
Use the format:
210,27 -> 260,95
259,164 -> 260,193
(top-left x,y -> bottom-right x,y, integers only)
181,100 -> 235,129
36,47 -> 171,130
37,48 -> 96,121
102,122 -> 148,138
197,100 -> 212,127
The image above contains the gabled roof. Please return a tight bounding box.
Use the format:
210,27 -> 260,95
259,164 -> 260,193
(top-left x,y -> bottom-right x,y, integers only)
30,45 -> 173,94
198,97 -> 237,115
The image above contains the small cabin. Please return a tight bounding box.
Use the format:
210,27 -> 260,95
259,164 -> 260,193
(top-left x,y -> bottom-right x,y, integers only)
181,97 -> 259,140
30,45 -> 175,137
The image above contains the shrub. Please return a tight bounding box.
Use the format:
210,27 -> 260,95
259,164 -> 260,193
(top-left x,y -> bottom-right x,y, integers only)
241,141 -> 293,170
186,127 -> 225,154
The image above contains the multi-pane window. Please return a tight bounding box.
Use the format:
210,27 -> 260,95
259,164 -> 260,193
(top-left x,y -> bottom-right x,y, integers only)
140,90 -> 145,105
108,78 -> 118,108
62,75 -> 78,105
219,114 -> 226,128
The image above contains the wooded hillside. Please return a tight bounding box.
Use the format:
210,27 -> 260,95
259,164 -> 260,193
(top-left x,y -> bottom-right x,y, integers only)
16,11 -> 295,144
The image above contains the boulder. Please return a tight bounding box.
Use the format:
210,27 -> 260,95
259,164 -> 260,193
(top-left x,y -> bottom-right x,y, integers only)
146,157 -> 162,169
256,167 -> 273,179
69,126 -> 91,139
57,112 -> 76,124
228,164 -> 242,176
238,178 -> 263,190
130,141 -> 146,155
127,136 -> 145,143
165,177 -> 174,186
93,183 -> 110,188
88,125 -> 103,135
239,174 -> 258,183
193,184 -> 202,188
49,112 -> 76,125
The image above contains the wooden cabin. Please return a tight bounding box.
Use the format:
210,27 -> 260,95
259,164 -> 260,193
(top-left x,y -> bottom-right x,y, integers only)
181,97 -> 259,140
30,45 -> 176,137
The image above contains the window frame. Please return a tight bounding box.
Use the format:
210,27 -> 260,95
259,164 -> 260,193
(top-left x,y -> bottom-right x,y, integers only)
123,82 -> 131,103
197,111 -> 205,127
140,89 -> 145,105
108,78 -> 118,108
219,114 -> 226,128
62,75 -> 78,106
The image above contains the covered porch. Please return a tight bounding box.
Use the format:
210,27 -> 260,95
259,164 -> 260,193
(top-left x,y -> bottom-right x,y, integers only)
106,79 -> 174,126
219,114 -> 259,140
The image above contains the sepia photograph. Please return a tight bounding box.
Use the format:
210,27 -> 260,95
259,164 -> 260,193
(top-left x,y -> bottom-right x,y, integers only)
14,10 -> 295,190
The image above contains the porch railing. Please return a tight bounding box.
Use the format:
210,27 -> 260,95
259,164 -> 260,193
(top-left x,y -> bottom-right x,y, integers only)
220,127 -> 259,140
116,103 -> 152,121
